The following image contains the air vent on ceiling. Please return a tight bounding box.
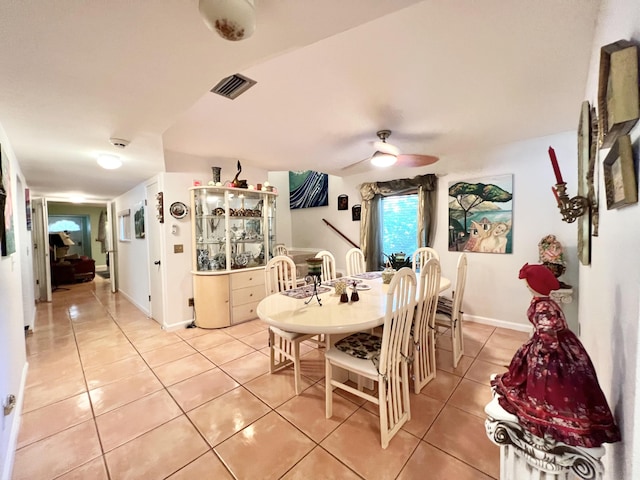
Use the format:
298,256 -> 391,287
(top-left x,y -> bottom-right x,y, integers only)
210,73 -> 257,99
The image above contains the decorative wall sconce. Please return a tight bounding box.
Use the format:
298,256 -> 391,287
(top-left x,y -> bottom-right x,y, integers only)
549,147 -> 591,224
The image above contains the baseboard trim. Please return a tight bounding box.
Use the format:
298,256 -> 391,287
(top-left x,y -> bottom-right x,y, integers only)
117,290 -> 151,317
2,361 -> 29,480
163,319 -> 195,332
464,314 -> 532,333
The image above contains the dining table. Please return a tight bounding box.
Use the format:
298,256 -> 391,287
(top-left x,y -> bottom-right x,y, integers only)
256,271 -> 451,345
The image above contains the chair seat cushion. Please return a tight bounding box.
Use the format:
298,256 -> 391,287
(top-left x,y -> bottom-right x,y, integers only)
334,332 -> 381,367
436,296 -> 453,316
269,326 -> 313,342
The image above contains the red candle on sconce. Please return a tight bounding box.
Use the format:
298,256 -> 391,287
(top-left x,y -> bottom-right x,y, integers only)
548,147 -> 564,184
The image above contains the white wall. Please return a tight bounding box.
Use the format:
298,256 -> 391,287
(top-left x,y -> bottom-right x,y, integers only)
278,132 -> 578,331
113,183 -> 151,315
0,122 -> 32,480
579,0 -> 640,477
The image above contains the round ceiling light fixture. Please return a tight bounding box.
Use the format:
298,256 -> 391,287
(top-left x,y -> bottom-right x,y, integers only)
97,154 -> 122,170
199,0 -> 256,41
370,151 -> 397,168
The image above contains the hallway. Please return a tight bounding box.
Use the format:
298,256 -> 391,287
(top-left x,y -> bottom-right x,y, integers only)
13,277 -> 526,479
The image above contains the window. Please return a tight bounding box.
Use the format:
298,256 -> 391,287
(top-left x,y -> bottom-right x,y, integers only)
381,193 -> 418,264
118,209 -> 131,242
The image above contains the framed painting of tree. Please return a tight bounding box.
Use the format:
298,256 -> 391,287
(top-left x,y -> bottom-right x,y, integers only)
448,174 -> 513,253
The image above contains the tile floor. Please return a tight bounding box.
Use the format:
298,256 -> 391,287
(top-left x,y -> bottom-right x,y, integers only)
13,276 -> 530,479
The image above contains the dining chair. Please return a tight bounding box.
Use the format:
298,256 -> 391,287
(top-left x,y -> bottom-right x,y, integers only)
345,247 -> 366,276
314,250 -> 337,283
273,244 -> 288,257
265,255 -> 316,395
435,253 -> 468,368
412,247 -> 440,272
411,257 -> 441,393
325,267 -> 417,448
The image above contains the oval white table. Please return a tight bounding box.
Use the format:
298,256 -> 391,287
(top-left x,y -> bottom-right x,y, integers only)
257,274 -> 451,338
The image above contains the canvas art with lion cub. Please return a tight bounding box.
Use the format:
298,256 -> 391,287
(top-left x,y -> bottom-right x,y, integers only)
448,174 -> 513,254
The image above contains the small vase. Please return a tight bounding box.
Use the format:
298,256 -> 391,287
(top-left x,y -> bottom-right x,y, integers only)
211,166 -> 221,184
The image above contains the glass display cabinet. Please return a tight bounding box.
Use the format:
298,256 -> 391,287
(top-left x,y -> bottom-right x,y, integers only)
190,186 -> 277,328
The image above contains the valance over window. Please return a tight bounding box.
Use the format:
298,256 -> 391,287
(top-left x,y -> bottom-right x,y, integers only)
359,174 -> 437,271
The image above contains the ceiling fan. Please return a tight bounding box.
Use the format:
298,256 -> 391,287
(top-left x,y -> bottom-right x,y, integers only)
342,130 -> 439,171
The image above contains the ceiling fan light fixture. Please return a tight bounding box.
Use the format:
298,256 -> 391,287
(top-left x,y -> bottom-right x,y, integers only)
370,151 -> 397,168
199,0 -> 255,41
97,154 -> 122,170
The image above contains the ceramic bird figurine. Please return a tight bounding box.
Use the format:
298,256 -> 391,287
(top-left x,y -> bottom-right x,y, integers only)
231,160 -> 248,188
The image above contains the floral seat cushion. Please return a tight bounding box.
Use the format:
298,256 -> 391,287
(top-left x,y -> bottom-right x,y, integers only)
436,296 -> 453,316
335,332 -> 381,367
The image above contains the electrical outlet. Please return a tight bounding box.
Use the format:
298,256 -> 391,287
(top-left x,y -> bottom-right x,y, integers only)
188,298 -> 194,307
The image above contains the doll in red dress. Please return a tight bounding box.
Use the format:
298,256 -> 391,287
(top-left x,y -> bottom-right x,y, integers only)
491,263 -> 620,448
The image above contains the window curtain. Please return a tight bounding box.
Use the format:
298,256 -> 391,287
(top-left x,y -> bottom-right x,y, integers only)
359,173 -> 437,271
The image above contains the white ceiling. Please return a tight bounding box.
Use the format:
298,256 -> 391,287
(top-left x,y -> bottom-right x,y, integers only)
0,0 -> 599,202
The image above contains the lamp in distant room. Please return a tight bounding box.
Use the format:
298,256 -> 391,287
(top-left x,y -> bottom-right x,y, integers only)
97,154 -> 122,170
199,0 -> 256,41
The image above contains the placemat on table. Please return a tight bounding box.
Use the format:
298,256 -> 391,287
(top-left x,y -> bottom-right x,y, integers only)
351,271 -> 382,280
280,285 -> 332,299
322,278 -> 363,286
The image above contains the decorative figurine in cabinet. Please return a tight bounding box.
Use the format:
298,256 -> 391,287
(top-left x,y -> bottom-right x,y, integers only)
190,186 -> 277,328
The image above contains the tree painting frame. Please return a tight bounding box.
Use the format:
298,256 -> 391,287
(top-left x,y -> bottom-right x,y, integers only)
289,170 -> 328,209
0,144 -> 16,256
448,174 -> 513,254
134,202 -> 145,239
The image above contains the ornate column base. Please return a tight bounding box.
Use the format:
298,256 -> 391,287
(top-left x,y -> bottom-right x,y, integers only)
485,396 -> 605,480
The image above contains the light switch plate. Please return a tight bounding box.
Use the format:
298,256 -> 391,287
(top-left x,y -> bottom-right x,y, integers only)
174,244 -> 184,253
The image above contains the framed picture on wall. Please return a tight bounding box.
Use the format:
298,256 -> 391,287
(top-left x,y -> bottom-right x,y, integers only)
603,134 -> 638,210
134,203 -> 145,239
338,194 -> 348,210
351,204 -> 361,221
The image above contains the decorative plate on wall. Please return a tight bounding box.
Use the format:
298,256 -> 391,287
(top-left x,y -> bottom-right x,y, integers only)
170,201 -> 189,219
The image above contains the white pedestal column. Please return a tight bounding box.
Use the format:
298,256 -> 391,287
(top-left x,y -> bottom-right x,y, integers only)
485,396 -> 606,480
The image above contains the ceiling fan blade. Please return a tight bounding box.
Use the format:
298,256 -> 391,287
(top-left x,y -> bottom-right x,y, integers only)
397,154 -> 439,167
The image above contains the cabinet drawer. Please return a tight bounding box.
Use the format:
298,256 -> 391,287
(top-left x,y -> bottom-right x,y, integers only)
232,301 -> 260,324
231,269 -> 265,289
232,284 -> 265,306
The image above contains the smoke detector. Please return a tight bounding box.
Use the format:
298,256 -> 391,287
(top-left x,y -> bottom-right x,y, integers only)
109,138 -> 130,148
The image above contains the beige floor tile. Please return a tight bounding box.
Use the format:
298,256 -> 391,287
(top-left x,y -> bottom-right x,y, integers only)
186,330 -> 235,350
277,383 -> 359,443
485,328 -> 529,352
425,405 -> 500,478
477,344 -> 518,368
83,355 -> 150,390
199,339 -> 256,365
12,420 -> 102,480
188,386 -> 270,446
321,408 -> 419,479
18,392 -> 93,449
104,416 -> 209,480
281,446 -> 361,480
128,331 -> 182,352
224,319 -> 267,339
139,340 -> 197,368
89,369 -> 163,415
95,389 -> 182,451
166,452 -> 233,480
244,369 -> 314,408
462,337 -> 485,357
218,350 -> 270,384
55,457 -> 109,480
215,411 -> 315,480
463,321 -> 495,344
79,342 -> 139,369
22,373 -> 87,413
174,325 -> 210,340
402,392 -> 445,438
398,441 -> 494,480
420,369 -> 462,402
237,329 -> 269,349
435,349 -> 474,376
465,358 -> 507,386
152,353 -> 215,386
448,378 -> 494,418
299,348 -> 326,382
168,367 -> 239,411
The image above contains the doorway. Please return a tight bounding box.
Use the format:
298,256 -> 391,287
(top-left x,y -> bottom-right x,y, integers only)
48,215 -> 91,258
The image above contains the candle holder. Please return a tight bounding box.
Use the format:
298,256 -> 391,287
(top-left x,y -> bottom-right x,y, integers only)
304,275 -> 323,306
554,182 -> 590,223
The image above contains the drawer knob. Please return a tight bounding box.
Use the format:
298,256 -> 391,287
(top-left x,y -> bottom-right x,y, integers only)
249,293 -> 253,297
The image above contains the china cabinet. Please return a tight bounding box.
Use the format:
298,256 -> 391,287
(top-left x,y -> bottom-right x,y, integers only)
190,186 -> 277,328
